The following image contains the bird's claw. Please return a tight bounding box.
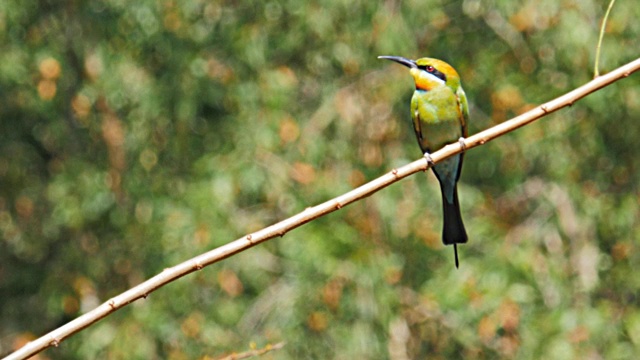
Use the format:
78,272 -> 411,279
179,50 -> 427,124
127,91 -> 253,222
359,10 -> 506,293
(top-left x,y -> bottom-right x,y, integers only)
458,137 -> 467,152
424,152 -> 435,167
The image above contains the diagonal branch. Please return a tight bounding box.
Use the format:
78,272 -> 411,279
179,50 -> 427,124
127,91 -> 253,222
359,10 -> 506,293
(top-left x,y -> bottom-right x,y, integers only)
215,341 -> 286,360
4,56 -> 640,360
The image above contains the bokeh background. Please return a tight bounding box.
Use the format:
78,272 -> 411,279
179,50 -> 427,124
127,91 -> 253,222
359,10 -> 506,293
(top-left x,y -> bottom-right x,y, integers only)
2,0 -> 640,359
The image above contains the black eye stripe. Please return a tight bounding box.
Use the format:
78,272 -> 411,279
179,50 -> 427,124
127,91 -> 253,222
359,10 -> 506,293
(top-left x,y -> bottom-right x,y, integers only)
418,65 -> 446,82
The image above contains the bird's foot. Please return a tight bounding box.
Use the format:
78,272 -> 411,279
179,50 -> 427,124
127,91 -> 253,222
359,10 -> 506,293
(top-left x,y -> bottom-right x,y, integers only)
423,152 -> 435,167
458,137 -> 467,152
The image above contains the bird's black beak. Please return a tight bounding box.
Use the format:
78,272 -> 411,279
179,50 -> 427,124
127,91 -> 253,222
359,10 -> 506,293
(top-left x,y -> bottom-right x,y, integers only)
378,55 -> 417,69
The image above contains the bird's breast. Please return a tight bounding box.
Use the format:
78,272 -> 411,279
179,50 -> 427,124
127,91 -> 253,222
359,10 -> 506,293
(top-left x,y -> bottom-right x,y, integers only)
411,87 -> 463,152
411,87 -> 460,124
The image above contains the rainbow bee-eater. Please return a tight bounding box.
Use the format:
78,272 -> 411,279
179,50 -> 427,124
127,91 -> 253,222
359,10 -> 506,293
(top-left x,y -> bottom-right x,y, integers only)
379,56 -> 468,268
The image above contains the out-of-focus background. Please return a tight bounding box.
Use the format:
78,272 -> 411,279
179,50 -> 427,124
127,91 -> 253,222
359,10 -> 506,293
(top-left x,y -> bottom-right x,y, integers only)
1,1 -> 640,359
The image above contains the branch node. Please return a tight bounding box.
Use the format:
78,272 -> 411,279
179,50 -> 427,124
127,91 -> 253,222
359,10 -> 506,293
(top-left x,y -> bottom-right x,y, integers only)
50,339 -> 60,347
540,105 -> 549,113
479,138 -> 487,145
108,300 -> 116,309
194,261 -> 203,270
142,293 -> 148,299
246,234 -> 253,244
391,168 -> 399,178
335,201 -> 343,209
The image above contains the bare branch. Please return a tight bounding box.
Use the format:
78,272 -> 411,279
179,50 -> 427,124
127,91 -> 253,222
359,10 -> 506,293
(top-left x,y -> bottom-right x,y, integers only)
214,342 -> 286,360
594,0 -> 617,78
4,57 -> 640,360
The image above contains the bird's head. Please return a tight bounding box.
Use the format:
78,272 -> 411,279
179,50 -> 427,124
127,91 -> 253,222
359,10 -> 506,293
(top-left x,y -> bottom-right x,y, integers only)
378,56 -> 461,91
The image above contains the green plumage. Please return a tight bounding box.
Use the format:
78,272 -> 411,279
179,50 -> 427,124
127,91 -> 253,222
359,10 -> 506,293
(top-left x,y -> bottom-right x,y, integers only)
412,85 -> 468,249
379,55 -> 469,268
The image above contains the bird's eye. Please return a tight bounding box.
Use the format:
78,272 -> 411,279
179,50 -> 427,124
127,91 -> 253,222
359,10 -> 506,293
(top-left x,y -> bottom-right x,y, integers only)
418,64 -> 446,82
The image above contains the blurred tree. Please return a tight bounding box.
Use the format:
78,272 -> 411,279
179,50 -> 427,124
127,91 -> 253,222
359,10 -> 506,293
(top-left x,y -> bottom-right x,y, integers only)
1,0 -> 639,359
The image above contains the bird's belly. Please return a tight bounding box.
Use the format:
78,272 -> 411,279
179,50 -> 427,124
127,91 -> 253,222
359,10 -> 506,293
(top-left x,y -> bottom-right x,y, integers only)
419,120 -> 463,153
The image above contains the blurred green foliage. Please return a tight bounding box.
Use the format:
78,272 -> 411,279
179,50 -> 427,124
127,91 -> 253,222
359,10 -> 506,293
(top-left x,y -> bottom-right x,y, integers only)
1,0 -> 640,359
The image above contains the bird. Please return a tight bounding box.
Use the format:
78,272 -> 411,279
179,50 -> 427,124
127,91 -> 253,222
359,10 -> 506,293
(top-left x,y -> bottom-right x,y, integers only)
379,55 -> 469,268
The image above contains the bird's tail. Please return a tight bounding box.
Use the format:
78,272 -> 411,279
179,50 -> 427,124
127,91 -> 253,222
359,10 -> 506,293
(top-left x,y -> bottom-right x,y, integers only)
440,184 -> 468,268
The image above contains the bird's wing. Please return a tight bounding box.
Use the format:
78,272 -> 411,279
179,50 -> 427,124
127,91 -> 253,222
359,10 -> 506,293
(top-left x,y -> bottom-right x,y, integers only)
456,86 -> 469,137
412,108 -> 425,147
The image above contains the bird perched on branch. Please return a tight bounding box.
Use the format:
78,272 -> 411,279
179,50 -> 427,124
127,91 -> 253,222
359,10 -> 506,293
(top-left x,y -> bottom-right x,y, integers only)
379,55 -> 469,268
